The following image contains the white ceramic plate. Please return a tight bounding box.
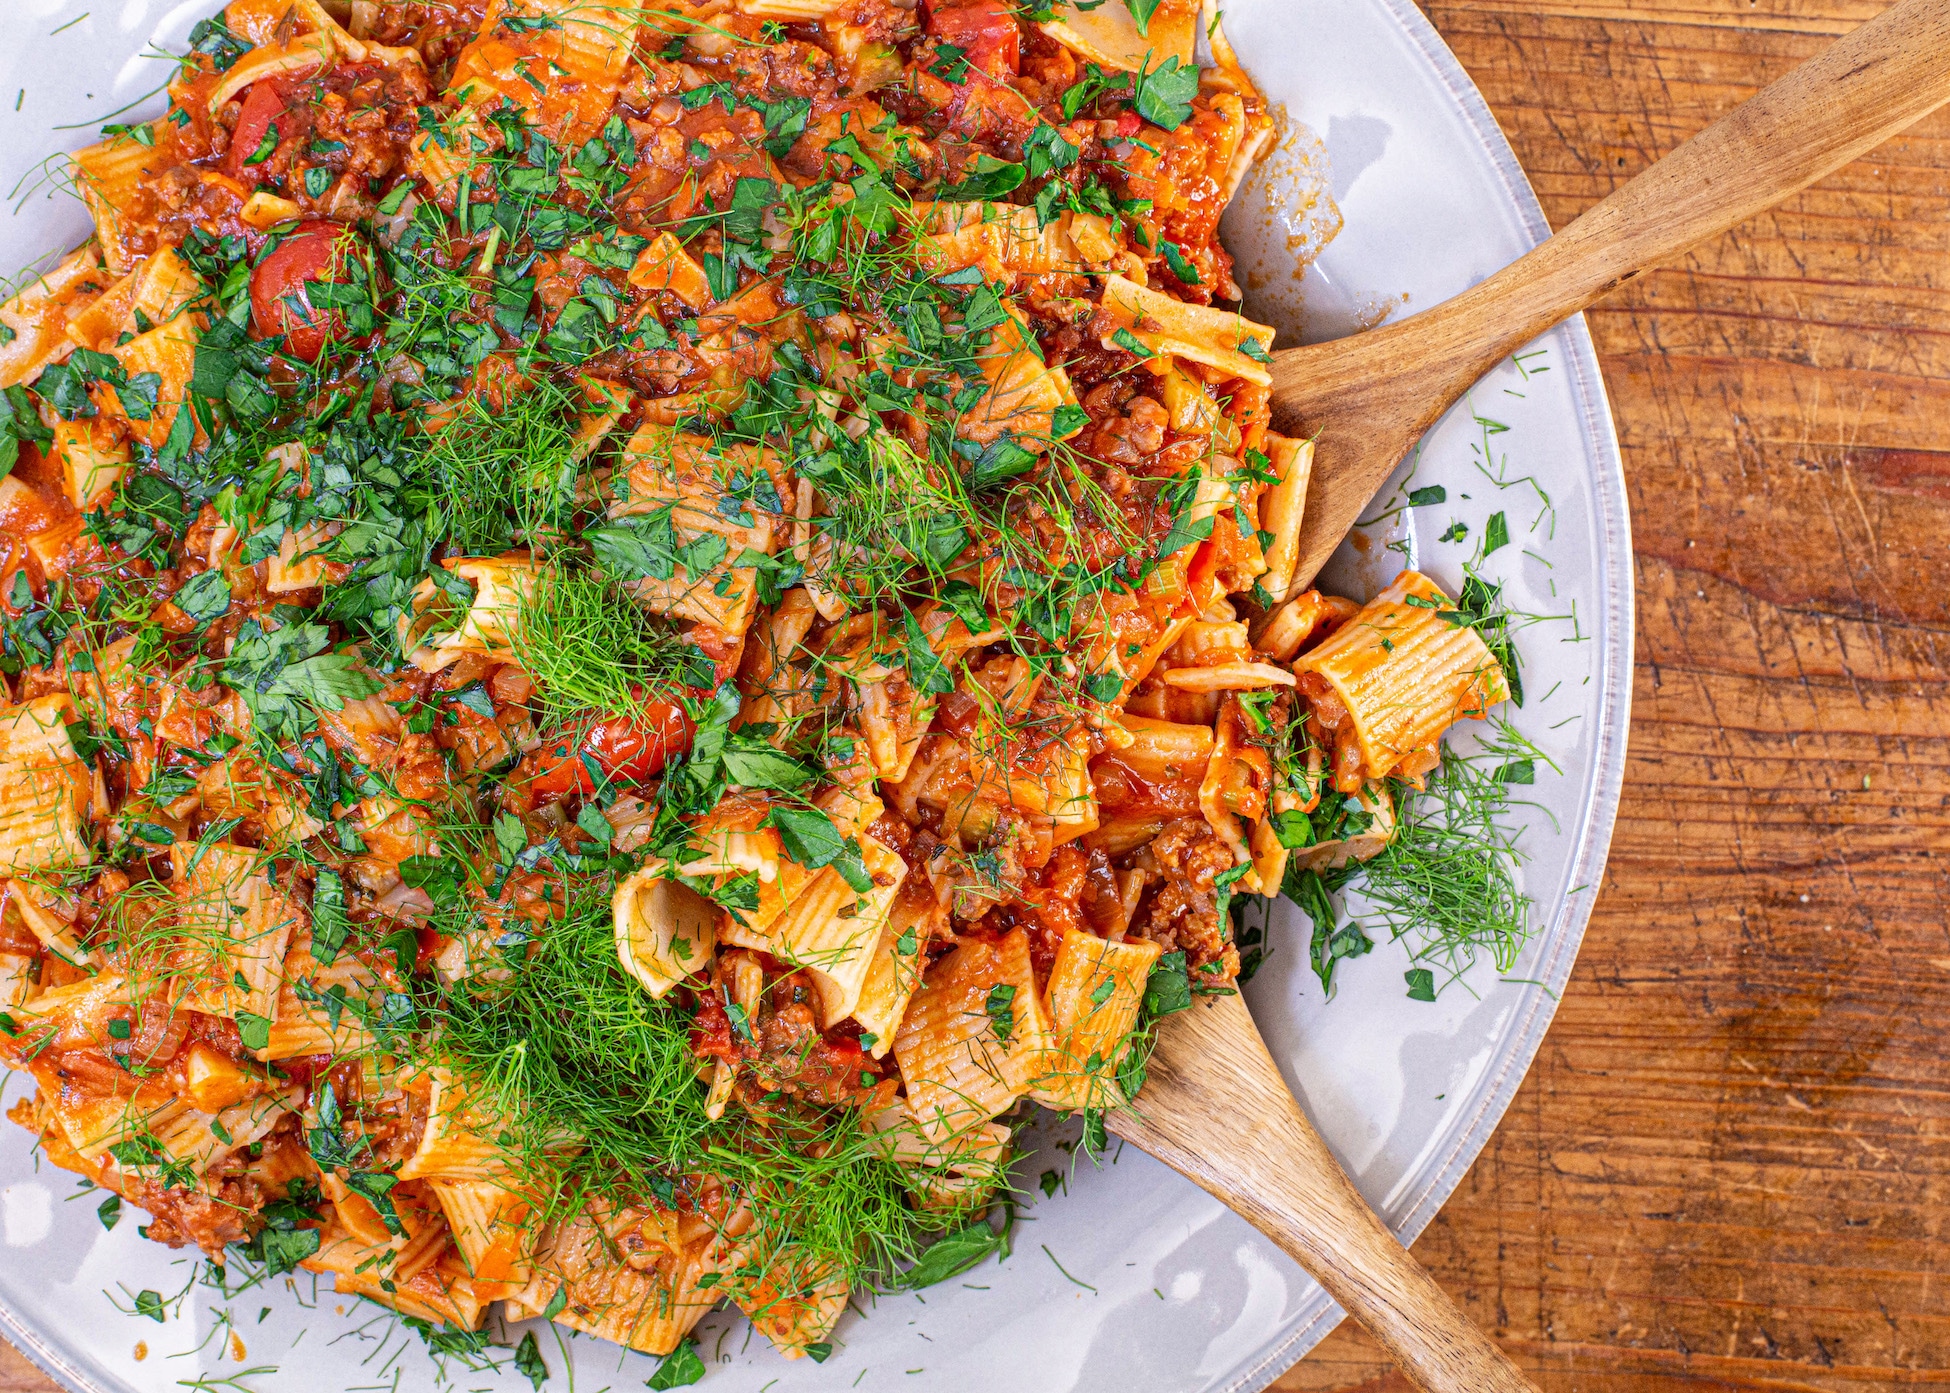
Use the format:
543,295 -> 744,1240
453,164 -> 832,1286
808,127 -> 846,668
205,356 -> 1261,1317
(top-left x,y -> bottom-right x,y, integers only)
0,2 -> 1631,1389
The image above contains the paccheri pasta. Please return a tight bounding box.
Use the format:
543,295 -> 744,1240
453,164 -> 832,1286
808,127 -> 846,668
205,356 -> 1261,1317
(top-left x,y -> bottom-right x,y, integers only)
0,0 -> 1511,1370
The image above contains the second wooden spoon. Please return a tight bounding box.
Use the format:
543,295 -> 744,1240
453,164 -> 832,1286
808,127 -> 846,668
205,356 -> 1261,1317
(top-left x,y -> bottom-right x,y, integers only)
1113,2 -> 1950,1390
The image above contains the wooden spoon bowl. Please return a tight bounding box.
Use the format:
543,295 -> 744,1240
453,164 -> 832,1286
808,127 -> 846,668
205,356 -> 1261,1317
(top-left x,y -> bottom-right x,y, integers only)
1115,3 -> 1950,1389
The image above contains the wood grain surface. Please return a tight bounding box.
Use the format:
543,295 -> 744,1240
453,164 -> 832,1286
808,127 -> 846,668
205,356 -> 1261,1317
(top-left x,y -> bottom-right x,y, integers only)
1276,0 -> 1950,1388
6,1 -> 1947,1391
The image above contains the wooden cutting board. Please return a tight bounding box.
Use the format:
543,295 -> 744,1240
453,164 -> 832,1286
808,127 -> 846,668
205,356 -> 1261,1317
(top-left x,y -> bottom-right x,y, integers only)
6,1 -> 1948,1391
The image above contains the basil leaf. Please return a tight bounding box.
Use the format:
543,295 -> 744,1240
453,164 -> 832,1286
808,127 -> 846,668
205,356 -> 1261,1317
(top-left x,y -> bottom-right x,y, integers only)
647,1340 -> 706,1389
1141,950 -> 1191,1018
1131,55 -> 1198,131
171,569 -> 232,624
311,869 -> 348,965
887,1217 -> 1008,1290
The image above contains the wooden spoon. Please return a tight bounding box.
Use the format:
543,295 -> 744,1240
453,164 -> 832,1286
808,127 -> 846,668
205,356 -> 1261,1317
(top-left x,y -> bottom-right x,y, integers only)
1111,3 -> 1950,1390
1276,0 -> 1950,592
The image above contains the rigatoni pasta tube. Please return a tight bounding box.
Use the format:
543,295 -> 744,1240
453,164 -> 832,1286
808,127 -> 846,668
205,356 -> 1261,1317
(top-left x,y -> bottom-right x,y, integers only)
171,841 -> 300,1025
447,0 -> 643,145
894,927 -> 1053,1144
68,126 -> 172,275
751,832 -> 907,1026
1037,0 -> 1195,71
1292,570 -> 1510,781
432,1178 -> 537,1301
613,866 -> 719,998
1028,929 -> 1161,1111
398,1067 -> 514,1182
733,1262 -> 851,1360
1096,274 -> 1276,386
604,425 -> 781,635
306,1228 -> 487,1331
846,897 -> 933,1058
516,1204 -> 741,1355
0,247 -> 103,388
1256,433 -> 1315,604
0,696 -> 93,874
257,926 -> 382,1062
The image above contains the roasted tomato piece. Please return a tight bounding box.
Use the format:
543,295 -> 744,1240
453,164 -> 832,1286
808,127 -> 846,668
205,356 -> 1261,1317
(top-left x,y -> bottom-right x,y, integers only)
689,989 -> 741,1062
924,0 -> 1022,79
249,219 -> 365,363
226,68 -> 318,186
522,695 -> 696,803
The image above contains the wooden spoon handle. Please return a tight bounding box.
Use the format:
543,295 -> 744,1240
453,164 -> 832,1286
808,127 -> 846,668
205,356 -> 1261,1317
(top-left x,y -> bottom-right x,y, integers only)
1381,0 -> 1950,385
1107,993 -> 1538,1393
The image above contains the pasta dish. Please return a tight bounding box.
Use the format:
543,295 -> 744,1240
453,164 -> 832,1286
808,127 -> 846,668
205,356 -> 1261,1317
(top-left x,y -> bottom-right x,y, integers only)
0,0 -> 1513,1374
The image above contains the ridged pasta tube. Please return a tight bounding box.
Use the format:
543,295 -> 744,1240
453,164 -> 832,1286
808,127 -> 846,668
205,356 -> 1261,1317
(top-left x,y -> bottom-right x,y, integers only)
1292,570 -> 1510,781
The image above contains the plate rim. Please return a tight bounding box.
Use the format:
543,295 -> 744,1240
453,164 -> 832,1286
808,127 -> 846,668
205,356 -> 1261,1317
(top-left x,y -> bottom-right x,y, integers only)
1218,0 -> 1634,1387
0,1289 -> 84,1393
0,0 -> 1635,1388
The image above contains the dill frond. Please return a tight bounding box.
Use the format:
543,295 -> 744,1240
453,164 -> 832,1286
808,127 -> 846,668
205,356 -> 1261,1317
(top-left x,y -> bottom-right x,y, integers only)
509,570 -> 692,721
1358,720 -> 1558,990
413,378 -> 587,555
429,877 -> 953,1290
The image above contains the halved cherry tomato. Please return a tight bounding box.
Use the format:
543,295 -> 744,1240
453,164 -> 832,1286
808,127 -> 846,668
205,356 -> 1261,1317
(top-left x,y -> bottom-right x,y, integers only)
249,219 -> 364,363
226,68 -> 317,186
522,695 -> 696,804
924,0 -> 1021,79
